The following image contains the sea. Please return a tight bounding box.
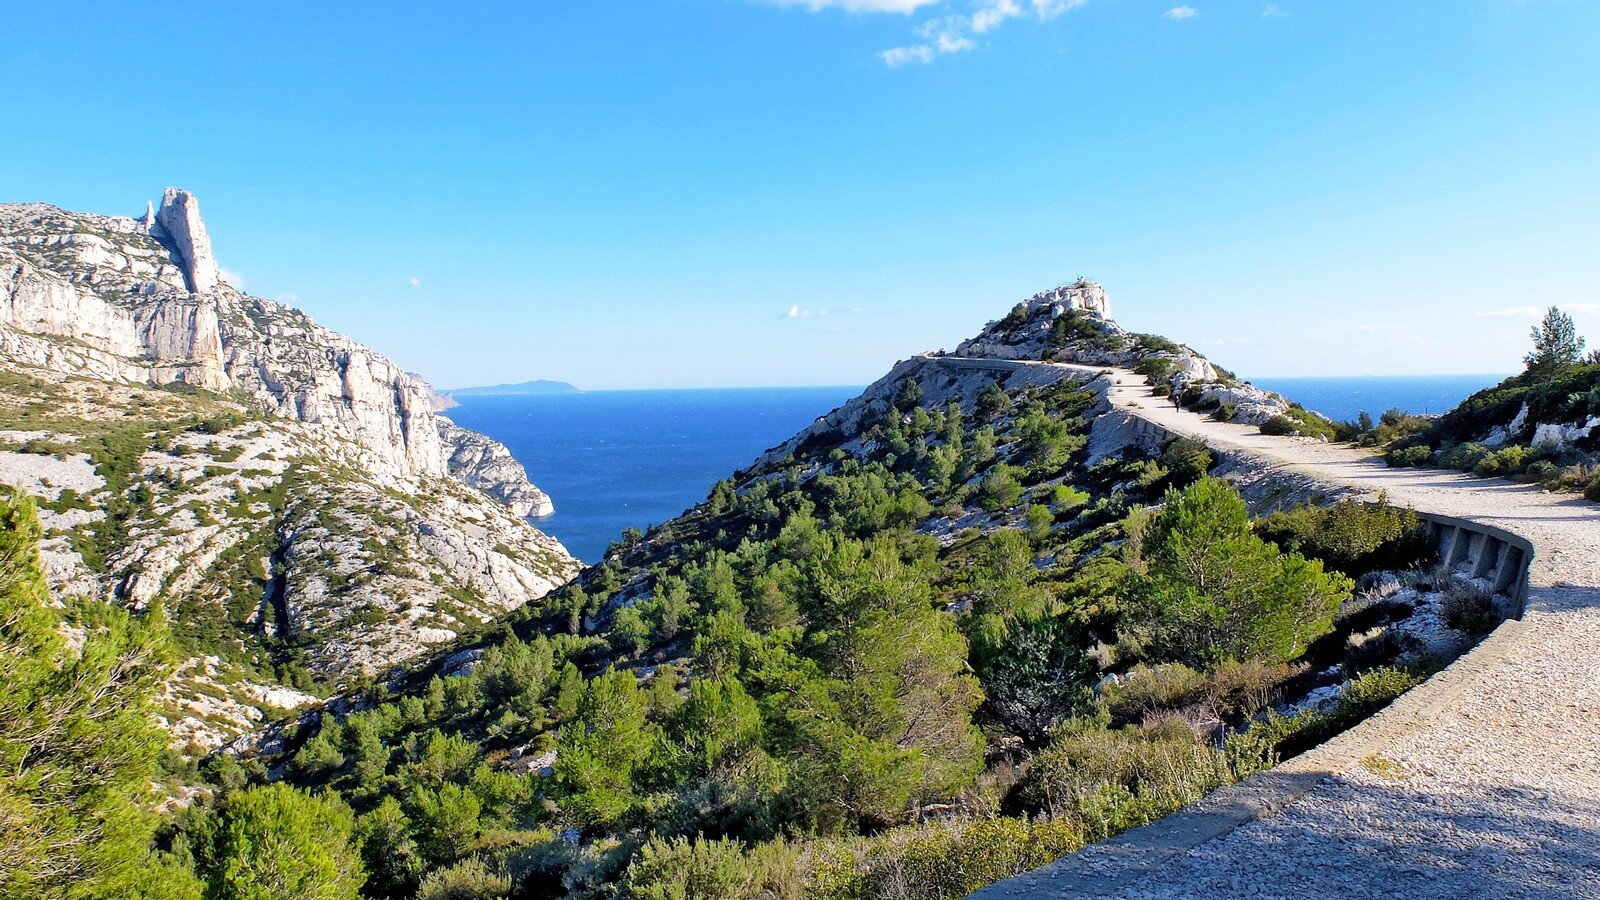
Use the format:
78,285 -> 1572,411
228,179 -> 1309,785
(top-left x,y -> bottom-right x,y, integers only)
449,375 -> 1509,564
446,387 -> 861,563
1248,374 -> 1509,423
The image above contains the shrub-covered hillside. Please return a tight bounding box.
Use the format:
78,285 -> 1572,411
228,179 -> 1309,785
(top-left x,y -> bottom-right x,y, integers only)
146,315 -> 1502,900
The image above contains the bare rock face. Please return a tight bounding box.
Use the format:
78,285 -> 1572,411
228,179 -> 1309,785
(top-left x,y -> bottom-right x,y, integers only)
0,192 -> 555,488
0,190 -> 579,750
152,187 -> 221,293
438,417 -> 555,518
1025,280 -> 1112,318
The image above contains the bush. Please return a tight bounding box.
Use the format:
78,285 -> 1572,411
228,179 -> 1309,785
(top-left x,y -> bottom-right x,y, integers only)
1008,723 -> 1246,841
193,783 -> 366,900
1586,477 -> 1600,503
1441,583 -> 1499,636
1100,663 -> 1204,725
1259,415 -> 1298,436
1122,478 -> 1353,667
1253,497 -> 1429,577
620,837 -> 754,900
1474,445 -> 1530,478
1231,666 -> 1421,762
811,817 -> 1080,900
1159,438 -> 1212,488
1386,445 -> 1433,468
416,856 -> 511,900
1438,442 -> 1493,472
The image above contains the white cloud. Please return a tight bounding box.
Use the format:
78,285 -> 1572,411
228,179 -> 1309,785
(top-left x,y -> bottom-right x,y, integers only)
785,305 -> 811,319
1262,4 -> 1287,17
881,44 -> 935,66
1475,306 -> 1542,319
219,268 -> 243,289
763,0 -> 939,12
409,277 -> 423,287
879,0 -> 1088,66
1165,6 -> 1198,20
1568,302 -> 1600,314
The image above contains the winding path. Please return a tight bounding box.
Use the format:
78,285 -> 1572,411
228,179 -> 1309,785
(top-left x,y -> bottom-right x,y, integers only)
971,364 -> 1600,899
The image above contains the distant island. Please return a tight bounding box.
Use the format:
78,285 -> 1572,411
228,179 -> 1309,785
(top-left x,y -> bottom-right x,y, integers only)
447,378 -> 581,397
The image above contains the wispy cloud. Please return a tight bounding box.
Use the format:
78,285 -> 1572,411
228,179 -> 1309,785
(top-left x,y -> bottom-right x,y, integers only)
409,277 -> 423,287
1475,306 -> 1542,319
219,267 -> 244,289
879,0 -> 1088,66
782,304 -> 851,319
1262,4 -> 1287,17
763,0 -> 939,12
1165,6 -> 1198,20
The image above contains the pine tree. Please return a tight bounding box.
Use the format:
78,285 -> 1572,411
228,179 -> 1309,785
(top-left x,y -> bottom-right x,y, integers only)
0,491 -> 200,900
1525,306 -> 1586,374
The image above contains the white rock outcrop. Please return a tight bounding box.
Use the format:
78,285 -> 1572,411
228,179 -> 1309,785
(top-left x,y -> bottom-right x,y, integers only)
151,187 -> 221,293
0,191 -> 580,748
0,192 -> 548,504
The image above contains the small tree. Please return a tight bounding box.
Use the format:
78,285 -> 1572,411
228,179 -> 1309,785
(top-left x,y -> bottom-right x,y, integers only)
194,783 -> 365,900
1525,307 -> 1586,374
1123,478 -> 1352,666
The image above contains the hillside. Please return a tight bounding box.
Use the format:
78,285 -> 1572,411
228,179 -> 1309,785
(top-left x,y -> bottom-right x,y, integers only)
0,191 -> 579,749
195,283 -> 1507,899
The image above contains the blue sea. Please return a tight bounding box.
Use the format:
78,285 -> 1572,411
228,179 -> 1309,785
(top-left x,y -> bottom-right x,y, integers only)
1249,374 -> 1510,423
451,375 -> 1509,563
447,387 -> 861,563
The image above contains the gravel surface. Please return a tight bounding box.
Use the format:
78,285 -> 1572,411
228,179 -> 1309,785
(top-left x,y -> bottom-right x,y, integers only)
974,367 -> 1600,900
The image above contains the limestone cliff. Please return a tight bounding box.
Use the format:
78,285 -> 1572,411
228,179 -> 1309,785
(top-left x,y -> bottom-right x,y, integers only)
0,190 -> 578,750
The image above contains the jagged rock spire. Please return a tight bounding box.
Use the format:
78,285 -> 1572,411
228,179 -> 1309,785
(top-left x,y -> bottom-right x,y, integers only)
152,187 -> 220,293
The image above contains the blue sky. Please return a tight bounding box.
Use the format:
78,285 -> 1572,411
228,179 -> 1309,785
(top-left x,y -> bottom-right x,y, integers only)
4,1 -> 1597,389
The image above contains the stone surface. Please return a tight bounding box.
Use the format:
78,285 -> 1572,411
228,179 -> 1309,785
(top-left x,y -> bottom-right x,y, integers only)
151,187 -> 220,293
438,417 -> 554,517
0,191 -> 580,749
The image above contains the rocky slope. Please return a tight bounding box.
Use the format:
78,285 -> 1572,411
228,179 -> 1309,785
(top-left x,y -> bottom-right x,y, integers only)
0,190 -> 578,750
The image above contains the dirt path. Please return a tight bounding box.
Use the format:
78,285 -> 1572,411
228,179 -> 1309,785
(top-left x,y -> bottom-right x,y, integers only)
972,366 -> 1600,899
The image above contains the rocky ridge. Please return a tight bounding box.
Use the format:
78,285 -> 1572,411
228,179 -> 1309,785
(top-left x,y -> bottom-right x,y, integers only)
0,190 -> 578,750
763,281 -> 1298,466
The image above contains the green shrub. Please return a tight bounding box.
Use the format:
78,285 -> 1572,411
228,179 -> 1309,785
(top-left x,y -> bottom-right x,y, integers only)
1100,663 -> 1204,725
1441,584 -> 1499,635
1008,723 -> 1245,841
416,857 -> 511,900
620,837 -> 754,900
1585,477 -> 1600,503
1122,478 -> 1353,667
1253,497 -> 1429,576
1386,445 -> 1433,468
1261,408 -> 1337,440
1159,438 -> 1212,487
1259,415 -> 1298,436
1438,442 -> 1492,472
1474,445 -> 1530,478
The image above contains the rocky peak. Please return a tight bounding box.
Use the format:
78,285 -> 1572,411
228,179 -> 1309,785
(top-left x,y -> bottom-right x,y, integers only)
149,187 -> 220,293
1025,279 -> 1111,318
0,189 -> 555,515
